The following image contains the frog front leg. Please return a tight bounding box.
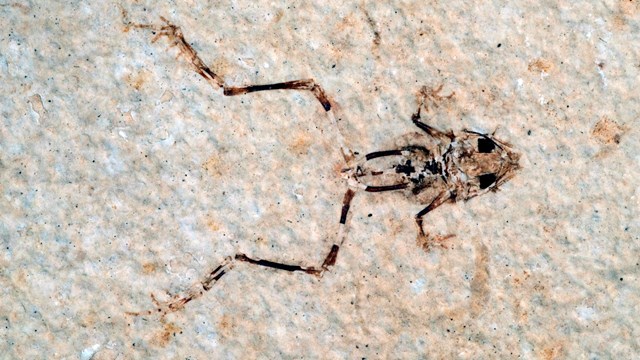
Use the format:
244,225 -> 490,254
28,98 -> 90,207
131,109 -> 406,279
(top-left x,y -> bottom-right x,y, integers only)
410,85 -> 455,142
414,190 -> 456,251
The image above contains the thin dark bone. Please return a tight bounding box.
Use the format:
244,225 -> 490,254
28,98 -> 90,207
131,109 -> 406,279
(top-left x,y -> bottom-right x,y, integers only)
414,191 -> 456,251
365,149 -> 403,160
235,254 -> 320,275
415,191 -> 453,236
234,189 -> 356,277
224,79 -> 332,111
203,270 -> 226,291
412,109 -> 453,141
129,17 -> 357,163
321,245 -> 340,269
340,189 -> 356,224
463,130 -> 505,151
126,259 -> 230,318
129,18 -> 333,113
365,183 -> 408,192
128,17 -> 225,89
411,85 -> 455,141
235,244 -> 338,277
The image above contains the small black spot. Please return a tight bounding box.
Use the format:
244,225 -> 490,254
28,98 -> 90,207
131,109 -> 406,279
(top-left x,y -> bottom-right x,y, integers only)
367,213 -> 372,217
527,130 -> 532,136
478,173 -> 497,189
497,43 -> 502,48
477,138 -> 496,153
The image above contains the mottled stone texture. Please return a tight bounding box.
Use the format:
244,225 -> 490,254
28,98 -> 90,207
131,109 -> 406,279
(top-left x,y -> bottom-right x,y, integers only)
1,1 -> 638,358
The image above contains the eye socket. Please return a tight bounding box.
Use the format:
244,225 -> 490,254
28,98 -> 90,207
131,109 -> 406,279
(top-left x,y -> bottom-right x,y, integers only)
478,173 -> 497,189
477,138 -> 496,153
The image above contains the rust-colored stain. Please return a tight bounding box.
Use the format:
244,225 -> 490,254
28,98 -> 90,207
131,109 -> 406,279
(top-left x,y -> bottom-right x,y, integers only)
126,70 -> 150,91
272,9 -> 284,23
154,322 -> 181,347
511,270 -> 532,324
218,314 -> 236,338
120,6 -> 130,32
142,262 -> 157,274
612,0 -> 639,31
11,269 -> 27,290
206,216 -> 221,232
470,243 -> 490,316
592,116 -> 626,145
619,0 -> 639,16
512,270 -> 531,287
541,343 -> 564,360
363,8 -> 381,47
416,233 -> 454,252
335,12 -> 358,33
1,2 -> 30,14
612,14 -> 627,30
287,131 -> 312,154
528,58 -> 553,74
202,155 -> 225,177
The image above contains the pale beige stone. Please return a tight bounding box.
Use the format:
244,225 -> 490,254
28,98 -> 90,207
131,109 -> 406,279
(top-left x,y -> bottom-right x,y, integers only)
1,1 -> 638,358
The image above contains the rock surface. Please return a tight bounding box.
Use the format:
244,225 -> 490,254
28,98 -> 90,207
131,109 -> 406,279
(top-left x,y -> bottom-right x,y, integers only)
1,1 -> 638,358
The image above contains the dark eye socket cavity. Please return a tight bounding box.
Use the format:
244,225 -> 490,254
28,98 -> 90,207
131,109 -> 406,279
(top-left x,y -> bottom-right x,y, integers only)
478,173 -> 497,189
477,137 -> 496,153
